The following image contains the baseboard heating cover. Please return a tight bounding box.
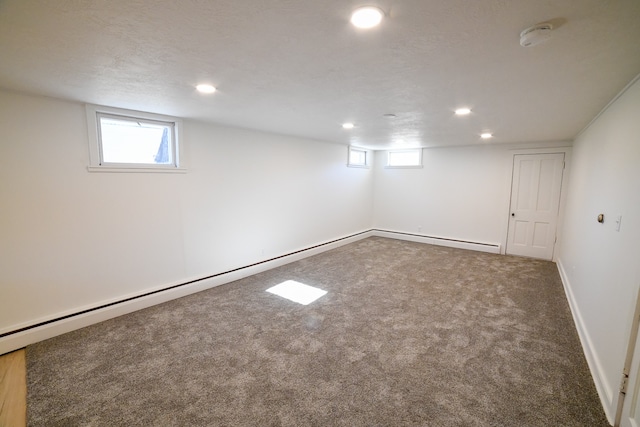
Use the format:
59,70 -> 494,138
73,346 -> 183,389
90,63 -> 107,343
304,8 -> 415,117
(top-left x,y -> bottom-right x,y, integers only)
0,230 -> 373,355
1,229 -> 501,355
371,229 -> 501,254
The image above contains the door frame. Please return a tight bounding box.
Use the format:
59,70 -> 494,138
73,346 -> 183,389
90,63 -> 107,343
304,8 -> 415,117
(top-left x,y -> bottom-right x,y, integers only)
500,146 -> 572,260
616,286 -> 640,426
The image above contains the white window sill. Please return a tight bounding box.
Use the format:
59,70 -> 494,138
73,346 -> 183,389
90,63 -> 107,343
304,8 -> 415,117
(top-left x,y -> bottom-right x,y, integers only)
87,166 -> 188,174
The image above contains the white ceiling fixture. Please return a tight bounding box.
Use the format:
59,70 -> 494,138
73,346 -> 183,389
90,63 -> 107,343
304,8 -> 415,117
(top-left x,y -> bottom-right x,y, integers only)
350,6 -> 384,29
455,108 -> 471,115
481,132 -> 493,139
520,23 -> 553,47
196,84 -> 216,94
342,122 -> 355,129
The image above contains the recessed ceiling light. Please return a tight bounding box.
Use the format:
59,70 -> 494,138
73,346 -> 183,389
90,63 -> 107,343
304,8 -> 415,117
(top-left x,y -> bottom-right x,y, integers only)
342,122 -> 355,129
196,84 -> 216,94
350,6 -> 384,29
455,108 -> 471,115
481,132 -> 493,139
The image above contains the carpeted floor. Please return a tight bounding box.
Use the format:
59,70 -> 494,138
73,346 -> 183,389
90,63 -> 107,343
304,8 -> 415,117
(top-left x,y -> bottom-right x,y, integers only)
27,237 -> 609,426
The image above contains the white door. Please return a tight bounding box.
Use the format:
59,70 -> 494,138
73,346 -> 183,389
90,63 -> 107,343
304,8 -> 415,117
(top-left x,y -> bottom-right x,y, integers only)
506,153 -> 564,260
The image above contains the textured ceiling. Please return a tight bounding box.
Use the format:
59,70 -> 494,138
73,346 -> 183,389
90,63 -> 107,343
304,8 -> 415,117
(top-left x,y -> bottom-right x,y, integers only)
1,0 -> 639,149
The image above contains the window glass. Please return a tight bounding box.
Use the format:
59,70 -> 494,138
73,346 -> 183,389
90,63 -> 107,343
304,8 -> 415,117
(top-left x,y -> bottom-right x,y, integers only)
348,147 -> 367,167
387,149 -> 422,167
98,114 -> 175,165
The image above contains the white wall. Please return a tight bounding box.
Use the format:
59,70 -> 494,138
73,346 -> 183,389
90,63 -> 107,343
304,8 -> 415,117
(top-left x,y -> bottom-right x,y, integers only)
557,76 -> 640,423
372,144 -> 540,249
0,90 -> 373,339
180,120 -> 376,277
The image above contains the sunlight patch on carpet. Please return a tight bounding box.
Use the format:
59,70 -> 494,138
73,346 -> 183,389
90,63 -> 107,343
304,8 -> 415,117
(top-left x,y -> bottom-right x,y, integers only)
266,280 -> 327,305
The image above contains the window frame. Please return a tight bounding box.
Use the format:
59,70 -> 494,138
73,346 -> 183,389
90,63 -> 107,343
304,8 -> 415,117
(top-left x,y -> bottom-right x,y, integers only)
347,146 -> 369,168
86,104 -> 186,173
385,148 -> 423,169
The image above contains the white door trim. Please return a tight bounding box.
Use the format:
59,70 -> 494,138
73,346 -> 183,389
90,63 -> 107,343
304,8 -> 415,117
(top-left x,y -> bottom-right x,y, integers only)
617,287 -> 640,427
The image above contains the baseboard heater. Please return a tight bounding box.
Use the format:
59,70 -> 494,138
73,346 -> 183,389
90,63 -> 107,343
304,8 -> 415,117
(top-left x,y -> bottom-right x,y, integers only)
371,229 -> 501,254
0,228 -> 500,354
0,230 -> 373,354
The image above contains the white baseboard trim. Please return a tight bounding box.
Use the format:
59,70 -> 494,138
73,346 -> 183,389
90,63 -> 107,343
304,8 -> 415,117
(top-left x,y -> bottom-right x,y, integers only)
371,229 -> 501,254
556,258 -> 615,425
0,230 -> 373,355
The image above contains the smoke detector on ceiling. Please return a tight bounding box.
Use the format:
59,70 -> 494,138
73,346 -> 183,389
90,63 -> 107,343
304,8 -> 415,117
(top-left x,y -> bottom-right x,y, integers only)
520,23 -> 553,47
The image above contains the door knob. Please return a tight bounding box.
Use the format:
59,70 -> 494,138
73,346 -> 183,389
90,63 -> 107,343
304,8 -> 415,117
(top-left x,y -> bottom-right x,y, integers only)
511,213 -> 515,217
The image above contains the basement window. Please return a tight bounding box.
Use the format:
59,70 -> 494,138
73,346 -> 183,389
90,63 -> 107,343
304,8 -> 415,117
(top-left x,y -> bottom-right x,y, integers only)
348,147 -> 369,168
86,105 -> 185,172
386,149 -> 423,168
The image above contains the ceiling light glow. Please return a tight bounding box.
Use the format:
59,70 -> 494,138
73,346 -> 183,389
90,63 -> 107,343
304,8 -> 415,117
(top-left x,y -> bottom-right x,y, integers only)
342,122 -> 355,129
350,7 -> 384,29
455,108 -> 471,115
196,84 -> 216,94
481,133 -> 493,139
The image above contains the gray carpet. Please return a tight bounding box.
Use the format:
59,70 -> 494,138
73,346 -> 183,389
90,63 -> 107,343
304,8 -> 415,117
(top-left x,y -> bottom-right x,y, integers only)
27,237 -> 609,426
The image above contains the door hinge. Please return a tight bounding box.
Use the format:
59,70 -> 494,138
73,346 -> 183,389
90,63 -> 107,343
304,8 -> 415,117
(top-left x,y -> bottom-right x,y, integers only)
620,372 -> 630,395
